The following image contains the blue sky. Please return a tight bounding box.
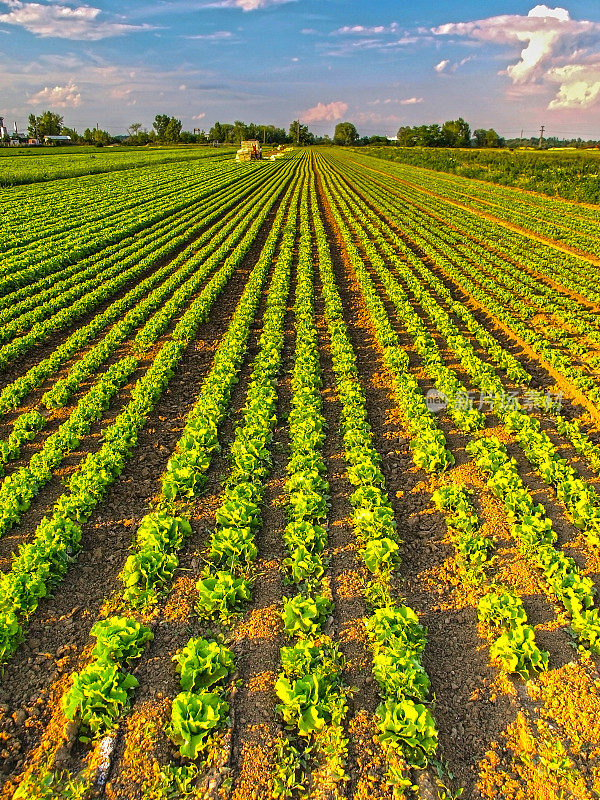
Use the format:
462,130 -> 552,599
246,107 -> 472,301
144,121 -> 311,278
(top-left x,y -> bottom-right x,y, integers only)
2,0 -> 600,138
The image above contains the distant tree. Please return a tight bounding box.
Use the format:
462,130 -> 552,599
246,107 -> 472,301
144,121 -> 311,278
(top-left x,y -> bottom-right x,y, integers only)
473,127 -> 503,148
82,127 -> 112,145
441,117 -> 471,147
153,114 -> 171,140
288,121 -> 314,145
262,125 -> 289,144
411,124 -> 443,147
127,122 -> 142,139
208,121 -> 235,143
206,120 -> 292,145
163,117 -> 182,143
232,120 -> 249,144
333,121 -> 359,146
28,111 -> 63,138
59,126 -> 81,144
151,115 -> 182,143
396,125 -> 416,146
127,122 -> 151,145
365,135 -> 389,145
208,121 -> 224,142
180,130 -> 198,143
396,119 -> 473,148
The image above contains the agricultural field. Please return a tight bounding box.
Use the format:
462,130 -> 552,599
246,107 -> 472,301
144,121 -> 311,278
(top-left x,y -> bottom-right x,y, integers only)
0,146 -> 599,800
0,146 -> 234,187
359,145 -> 600,204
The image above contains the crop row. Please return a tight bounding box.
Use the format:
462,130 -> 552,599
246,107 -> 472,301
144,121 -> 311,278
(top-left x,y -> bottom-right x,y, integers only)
340,152 -> 600,314
327,153 -> 600,414
348,150 -> 600,257
0,163 -> 263,343
0,158 -> 292,412
0,160 -> 265,333
323,155 -> 600,482
1,159 -> 255,297
312,172 -> 439,786
0,145 -> 230,187
2,156 -> 235,262
433,485 -> 548,679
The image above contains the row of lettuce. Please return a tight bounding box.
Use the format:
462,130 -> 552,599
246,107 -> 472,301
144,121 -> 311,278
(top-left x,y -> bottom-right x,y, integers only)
0,158 -> 298,670
15,164 -> 307,798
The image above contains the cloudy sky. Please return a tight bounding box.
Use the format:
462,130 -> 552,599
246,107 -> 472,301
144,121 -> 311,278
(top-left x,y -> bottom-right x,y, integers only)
2,0 -> 600,138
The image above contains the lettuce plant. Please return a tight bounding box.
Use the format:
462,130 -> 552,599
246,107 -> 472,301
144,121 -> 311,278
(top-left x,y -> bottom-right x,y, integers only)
168,691 -> 229,759
174,637 -> 234,692
377,698 -> 438,768
282,594 -> 331,638
489,625 -> 548,679
196,571 -> 251,620
63,661 -> 139,741
90,616 -> 153,665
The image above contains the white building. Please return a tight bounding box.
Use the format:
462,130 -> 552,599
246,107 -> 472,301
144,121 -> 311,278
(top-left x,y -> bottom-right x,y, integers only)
44,135 -> 72,144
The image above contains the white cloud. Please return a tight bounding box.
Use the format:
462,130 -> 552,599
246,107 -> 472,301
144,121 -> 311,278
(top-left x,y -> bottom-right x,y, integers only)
186,30 -> 234,40
400,96 -> 423,105
529,4 -> 570,23
335,22 -> 399,35
28,81 -> 81,107
434,56 -> 473,74
179,84 -> 186,91
205,0 -> 293,10
353,110 -> 402,128
324,20 -> 420,55
0,0 -> 152,40
433,5 -> 600,110
301,100 -> 348,123
547,63 -> 600,108
192,112 -> 206,120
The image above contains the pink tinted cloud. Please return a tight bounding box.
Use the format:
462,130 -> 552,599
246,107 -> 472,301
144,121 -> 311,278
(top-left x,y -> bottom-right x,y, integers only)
301,100 -> 348,123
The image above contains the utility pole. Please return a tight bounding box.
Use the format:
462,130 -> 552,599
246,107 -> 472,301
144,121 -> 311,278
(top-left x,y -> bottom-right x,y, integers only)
296,119 -> 300,145
538,124 -> 545,149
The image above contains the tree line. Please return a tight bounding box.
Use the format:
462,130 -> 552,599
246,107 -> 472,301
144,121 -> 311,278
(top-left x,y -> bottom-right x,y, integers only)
23,112 -> 366,147
25,112 -> 189,146
394,118 -> 504,148
21,110 -> 597,151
